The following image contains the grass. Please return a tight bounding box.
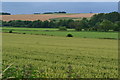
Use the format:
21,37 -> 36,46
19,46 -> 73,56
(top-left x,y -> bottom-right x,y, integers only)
2,27 -> 59,31
50,17 -> 82,21
2,27 -> 118,39
50,17 -> 91,21
2,33 -> 118,78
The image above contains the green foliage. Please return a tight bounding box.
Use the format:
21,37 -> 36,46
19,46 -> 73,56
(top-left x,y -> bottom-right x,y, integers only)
75,18 -> 89,31
89,12 -> 120,31
66,34 -> 73,37
89,13 -> 105,26
2,12 -> 120,32
113,21 -> 120,31
89,12 -> 120,26
2,33 -> 118,78
97,20 -> 114,32
59,26 -> 67,31
50,17 -> 82,21
31,20 -> 42,28
9,30 -> 12,33
43,11 -> 66,14
0,12 -> 11,15
104,12 -> 120,22
2,27 -> 118,39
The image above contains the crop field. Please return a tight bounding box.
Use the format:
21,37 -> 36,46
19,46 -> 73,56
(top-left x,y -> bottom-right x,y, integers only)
1,13 -> 94,21
50,17 -> 91,21
2,27 -> 118,39
50,17 -> 82,21
2,32 -> 118,78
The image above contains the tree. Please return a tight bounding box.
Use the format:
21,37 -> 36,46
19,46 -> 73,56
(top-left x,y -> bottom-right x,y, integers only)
89,12 -> 120,29
113,21 -> 120,31
2,11 -> 120,32
0,12 -> 11,15
89,13 -> 105,27
32,20 -> 42,28
80,18 -> 89,30
74,18 -> 89,31
49,21 -> 56,28
24,21 -> 33,28
104,12 -> 120,22
98,20 -> 114,32
7,20 -> 25,27
75,21 -> 82,31
42,20 -> 49,28
2,21 -> 10,26
66,19 -> 74,28
59,26 -> 67,31
66,34 -> 73,37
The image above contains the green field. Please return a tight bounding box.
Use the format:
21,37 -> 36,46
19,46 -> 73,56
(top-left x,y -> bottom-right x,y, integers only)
2,32 -> 118,78
2,27 -> 118,39
50,17 -> 82,21
49,17 -> 91,21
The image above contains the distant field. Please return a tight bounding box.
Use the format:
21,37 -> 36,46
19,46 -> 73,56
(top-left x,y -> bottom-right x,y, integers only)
50,17 -> 91,21
2,27 -> 118,39
2,27 -> 118,78
50,17 -> 82,21
3,33 -> 118,78
1,13 -> 95,21
2,27 -> 59,31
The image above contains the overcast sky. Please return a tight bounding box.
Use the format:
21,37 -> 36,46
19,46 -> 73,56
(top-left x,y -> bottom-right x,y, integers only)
1,0 -> 120,2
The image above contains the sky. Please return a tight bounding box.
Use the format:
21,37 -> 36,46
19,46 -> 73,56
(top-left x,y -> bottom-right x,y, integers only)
1,0 -> 120,2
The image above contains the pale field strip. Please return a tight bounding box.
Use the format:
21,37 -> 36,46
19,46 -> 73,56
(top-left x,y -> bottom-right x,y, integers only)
1,13 -> 95,21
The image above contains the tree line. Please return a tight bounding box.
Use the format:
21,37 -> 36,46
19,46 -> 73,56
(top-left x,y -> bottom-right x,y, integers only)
0,12 -> 11,15
2,12 -> 120,32
34,11 -> 66,14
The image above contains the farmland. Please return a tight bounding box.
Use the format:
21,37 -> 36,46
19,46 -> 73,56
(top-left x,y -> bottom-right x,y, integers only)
2,27 -> 118,39
2,32 -> 118,78
1,12 -> 119,78
1,13 -> 94,21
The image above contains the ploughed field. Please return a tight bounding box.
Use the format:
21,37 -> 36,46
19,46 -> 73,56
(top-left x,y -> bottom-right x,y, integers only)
2,32 -> 118,78
1,13 -> 94,21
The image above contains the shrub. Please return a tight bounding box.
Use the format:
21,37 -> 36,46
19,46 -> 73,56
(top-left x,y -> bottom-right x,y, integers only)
9,30 -> 12,33
66,34 -> 73,37
59,26 -> 67,31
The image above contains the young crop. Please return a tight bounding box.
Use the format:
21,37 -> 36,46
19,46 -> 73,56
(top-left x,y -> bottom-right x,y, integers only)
2,33 -> 118,78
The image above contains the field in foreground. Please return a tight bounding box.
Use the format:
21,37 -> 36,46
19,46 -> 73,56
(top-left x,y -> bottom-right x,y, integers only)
2,27 -> 118,39
2,33 -> 118,78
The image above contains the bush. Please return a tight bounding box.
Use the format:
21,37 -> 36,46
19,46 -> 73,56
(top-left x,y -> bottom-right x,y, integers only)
66,34 -> 73,37
59,26 -> 67,31
9,30 -> 12,33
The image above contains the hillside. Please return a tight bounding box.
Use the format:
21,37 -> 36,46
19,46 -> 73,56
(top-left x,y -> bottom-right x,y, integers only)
1,13 -> 95,21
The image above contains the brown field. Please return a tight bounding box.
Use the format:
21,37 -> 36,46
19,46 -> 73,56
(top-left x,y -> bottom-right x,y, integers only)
1,13 -> 95,21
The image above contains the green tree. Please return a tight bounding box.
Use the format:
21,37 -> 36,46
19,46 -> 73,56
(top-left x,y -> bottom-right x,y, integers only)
49,21 -> 56,28
59,26 -> 67,31
66,19 -> 74,28
80,18 -> 89,30
104,12 -> 120,22
89,13 -> 105,27
32,20 -> 42,28
113,21 -> 120,31
42,20 -> 49,28
75,21 -> 82,31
